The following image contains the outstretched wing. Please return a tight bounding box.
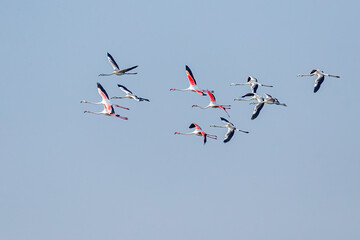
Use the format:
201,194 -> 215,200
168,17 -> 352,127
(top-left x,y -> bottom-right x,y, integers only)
185,65 -> 197,86
220,117 -> 231,125
314,75 -> 324,93
241,92 -> 255,98
189,122 -> 201,130
107,52 -> 120,71
251,102 -> 264,120
119,65 -> 138,73
207,90 -> 216,102
223,128 -> 235,143
251,83 -> 258,93
264,93 -> 273,99
117,84 -> 133,95
203,133 -> 207,144
97,82 -> 109,100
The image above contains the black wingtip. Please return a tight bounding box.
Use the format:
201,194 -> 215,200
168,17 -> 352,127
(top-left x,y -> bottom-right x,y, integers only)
189,123 -> 196,129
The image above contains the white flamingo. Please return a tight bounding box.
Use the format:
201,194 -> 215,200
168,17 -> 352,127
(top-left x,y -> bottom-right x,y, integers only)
210,117 -> 249,143
99,52 -> 138,77
231,76 -> 273,93
111,84 -> 150,102
297,69 -> 340,93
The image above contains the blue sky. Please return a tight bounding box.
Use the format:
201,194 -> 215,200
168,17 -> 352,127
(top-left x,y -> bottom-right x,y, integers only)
1,0 -> 360,239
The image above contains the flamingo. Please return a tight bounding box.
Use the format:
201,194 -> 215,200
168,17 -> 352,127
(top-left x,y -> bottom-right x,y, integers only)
297,69 -> 340,93
84,105 -> 128,120
249,93 -> 286,120
111,84 -> 150,102
210,117 -> 249,143
81,82 -> 129,120
98,52 -> 138,77
231,76 -> 273,93
174,123 -> 217,144
192,90 -> 231,117
170,65 -> 207,96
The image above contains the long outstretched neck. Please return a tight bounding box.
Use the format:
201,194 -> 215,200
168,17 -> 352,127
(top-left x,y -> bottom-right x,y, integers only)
170,88 -> 188,91
84,110 -> 103,115
81,101 -> 102,105
193,105 -> 209,109
210,125 -> 226,128
234,98 -> 252,101
98,73 -> 114,76
297,74 -> 313,77
174,132 -> 193,135
231,83 -> 247,86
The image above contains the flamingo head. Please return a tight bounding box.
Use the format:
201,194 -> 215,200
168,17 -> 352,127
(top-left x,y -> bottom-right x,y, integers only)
170,88 -> 175,91
84,110 -> 89,113
80,100 -> 87,103
192,104 -> 198,108
174,132 -> 180,135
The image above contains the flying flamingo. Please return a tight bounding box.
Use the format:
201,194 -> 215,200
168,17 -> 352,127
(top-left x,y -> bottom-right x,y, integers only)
210,117 -> 249,143
81,82 -> 129,120
231,76 -> 273,93
98,52 -> 138,77
192,90 -> 231,117
174,122 -> 217,144
111,84 -> 150,102
249,93 -> 286,120
170,65 -> 207,96
297,69 -> 340,93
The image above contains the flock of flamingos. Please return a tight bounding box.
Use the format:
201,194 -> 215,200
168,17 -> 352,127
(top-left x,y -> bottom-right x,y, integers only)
81,52 -> 340,144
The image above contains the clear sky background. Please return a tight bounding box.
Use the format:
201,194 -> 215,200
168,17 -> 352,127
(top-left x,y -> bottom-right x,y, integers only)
1,0 -> 360,239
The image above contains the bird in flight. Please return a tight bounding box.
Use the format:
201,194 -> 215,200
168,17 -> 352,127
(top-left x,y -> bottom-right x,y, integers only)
111,84 -> 150,102
99,52 -> 138,77
231,76 -> 273,93
297,69 -> 340,93
174,122 -> 217,144
210,117 -> 249,143
248,93 -> 286,120
192,90 -> 231,117
170,65 -> 208,96
81,82 -> 129,120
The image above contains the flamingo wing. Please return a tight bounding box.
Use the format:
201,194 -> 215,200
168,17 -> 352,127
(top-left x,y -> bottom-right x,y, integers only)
251,102 -> 264,120
185,65 -> 197,86
189,123 -> 201,130
119,65 -> 138,73
117,84 -> 133,95
207,90 -> 216,102
314,75 -> 325,93
220,117 -> 231,125
241,92 -> 255,98
202,132 -> 207,144
107,52 -> 120,71
223,128 -> 235,143
97,82 -> 110,100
